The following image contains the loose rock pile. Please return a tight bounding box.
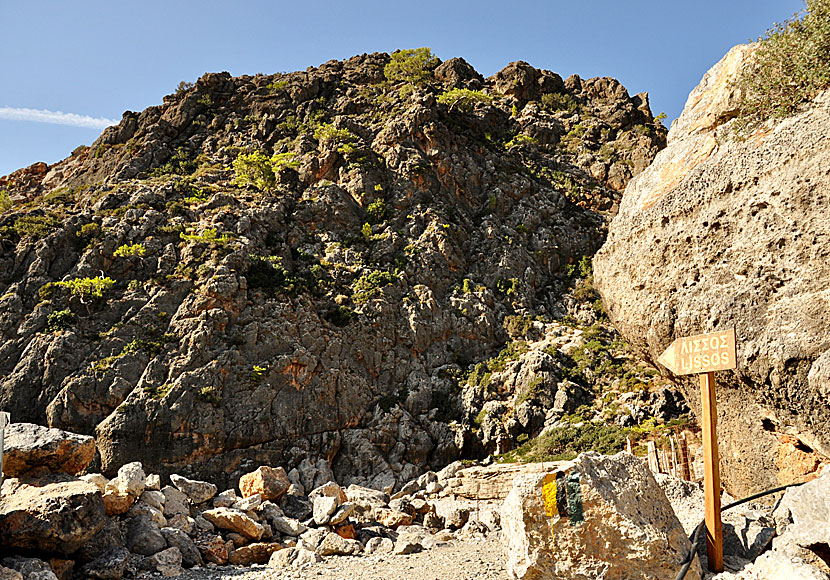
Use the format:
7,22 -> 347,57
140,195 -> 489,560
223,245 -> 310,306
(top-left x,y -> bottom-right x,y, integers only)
0,424 -> 501,579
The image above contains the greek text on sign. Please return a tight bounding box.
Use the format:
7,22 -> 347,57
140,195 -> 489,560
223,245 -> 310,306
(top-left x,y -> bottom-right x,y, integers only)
657,328 -> 736,375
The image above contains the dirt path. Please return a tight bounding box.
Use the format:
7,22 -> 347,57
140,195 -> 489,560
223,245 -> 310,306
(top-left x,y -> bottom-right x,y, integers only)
180,536 -> 510,580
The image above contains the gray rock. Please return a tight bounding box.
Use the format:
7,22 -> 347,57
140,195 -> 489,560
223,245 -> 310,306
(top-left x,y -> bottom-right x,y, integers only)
260,502 -> 307,537
2,423 -> 95,477
279,493 -> 312,521
312,495 -> 339,525
0,476 -> 107,556
0,567 -> 22,580
501,452 -> 699,580
0,558 -> 57,580
76,518 -> 126,562
161,527 -> 202,567
126,515 -> 166,557
364,536 -> 394,555
345,484 -> 389,522
145,474 -> 161,491
140,489 -> 166,511
777,468 -> 830,548
316,532 -> 362,556
166,514 -> 196,536
81,547 -> 130,580
194,514 -> 214,533
232,493 -> 262,511
170,474 -> 217,504
267,546 -> 321,569
329,502 -> 355,525
143,547 -> 183,577
113,462 -> 145,497
213,489 -> 237,508
161,485 -> 189,517
393,530 -> 425,555
298,527 -> 328,551
127,500 -> 166,527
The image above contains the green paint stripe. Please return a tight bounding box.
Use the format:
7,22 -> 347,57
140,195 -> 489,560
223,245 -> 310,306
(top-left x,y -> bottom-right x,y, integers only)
566,472 -> 583,525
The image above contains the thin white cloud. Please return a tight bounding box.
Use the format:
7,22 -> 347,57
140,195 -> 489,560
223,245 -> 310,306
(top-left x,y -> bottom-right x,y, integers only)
0,106 -> 117,130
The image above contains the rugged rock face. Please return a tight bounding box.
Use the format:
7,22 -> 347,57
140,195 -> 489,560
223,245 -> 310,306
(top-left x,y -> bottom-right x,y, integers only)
0,52 -> 665,488
594,44 -> 830,495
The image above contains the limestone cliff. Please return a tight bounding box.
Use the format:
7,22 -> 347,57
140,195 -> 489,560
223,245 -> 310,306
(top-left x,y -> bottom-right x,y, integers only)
594,45 -> 830,496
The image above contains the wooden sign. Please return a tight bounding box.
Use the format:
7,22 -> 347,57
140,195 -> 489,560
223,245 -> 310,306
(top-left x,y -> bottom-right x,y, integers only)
657,328 -> 736,376
658,330 -> 736,573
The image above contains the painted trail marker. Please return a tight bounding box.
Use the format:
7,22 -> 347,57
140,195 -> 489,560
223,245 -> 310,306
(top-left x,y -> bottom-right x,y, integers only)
658,328 -> 736,573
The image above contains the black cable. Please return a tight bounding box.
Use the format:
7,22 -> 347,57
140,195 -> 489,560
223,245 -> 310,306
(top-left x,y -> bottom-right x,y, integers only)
673,481 -> 805,580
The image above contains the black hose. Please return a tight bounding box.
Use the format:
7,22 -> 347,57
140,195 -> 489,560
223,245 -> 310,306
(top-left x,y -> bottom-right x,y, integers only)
673,481 -> 804,580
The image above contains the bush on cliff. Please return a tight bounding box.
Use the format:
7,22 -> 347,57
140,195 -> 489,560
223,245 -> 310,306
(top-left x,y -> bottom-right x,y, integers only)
737,0 -> 830,131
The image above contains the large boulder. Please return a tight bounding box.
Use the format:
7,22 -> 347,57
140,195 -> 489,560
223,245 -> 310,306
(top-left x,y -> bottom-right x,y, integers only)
0,476 -> 106,555
593,43 -> 830,495
2,423 -> 95,477
501,452 -> 699,580
238,466 -> 289,502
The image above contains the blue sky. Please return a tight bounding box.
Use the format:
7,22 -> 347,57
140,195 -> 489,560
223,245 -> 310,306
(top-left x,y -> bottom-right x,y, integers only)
0,0 -> 804,178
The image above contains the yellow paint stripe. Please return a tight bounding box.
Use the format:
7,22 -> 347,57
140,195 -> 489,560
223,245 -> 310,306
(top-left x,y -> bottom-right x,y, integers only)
542,473 -> 558,518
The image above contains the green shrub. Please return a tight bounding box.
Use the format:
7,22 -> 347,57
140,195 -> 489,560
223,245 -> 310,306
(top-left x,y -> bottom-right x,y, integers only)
175,81 -> 194,95
143,382 -> 173,400
384,47 -> 439,84
496,278 -> 519,295
197,385 -> 221,404
180,228 -> 233,245
736,0 -> 830,131
0,189 -> 12,213
45,309 -> 76,333
504,134 -> 539,149
232,151 -> 276,191
314,123 -> 356,146
326,305 -> 356,327
437,88 -> 494,112
113,243 -> 146,258
251,365 -> 267,382
267,80 -> 288,93
3,214 -> 61,239
500,423 -> 630,462
197,94 -> 213,107
55,277 -> 116,300
272,152 -> 300,171
77,222 -> 101,242
540,92 -> 579,113
152,147 -> 196,176
366,199 -> 386,223
351,270 -> 396,303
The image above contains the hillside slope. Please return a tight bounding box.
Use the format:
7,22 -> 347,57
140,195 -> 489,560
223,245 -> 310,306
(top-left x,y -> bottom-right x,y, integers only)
0,51 -> 666,488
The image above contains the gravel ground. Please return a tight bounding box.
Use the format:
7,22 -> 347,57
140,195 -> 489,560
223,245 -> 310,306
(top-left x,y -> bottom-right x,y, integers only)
178,536 -> 510,580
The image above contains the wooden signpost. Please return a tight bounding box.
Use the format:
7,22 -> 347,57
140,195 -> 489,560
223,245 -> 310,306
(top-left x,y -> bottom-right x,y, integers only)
658,328 -> 736,573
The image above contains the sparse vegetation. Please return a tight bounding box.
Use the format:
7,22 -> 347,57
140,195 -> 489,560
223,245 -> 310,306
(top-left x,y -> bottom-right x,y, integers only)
0,190 -> 12,213
232,151 -> 276,191
113,243 -> 146,258
384,47 -> 439,84
2,214 -> 61,239
541,92 -> 579,114
53,277 -> 116,300
736,0 -> 830,132
437,88 -> 494,112
45,309 -> 76,333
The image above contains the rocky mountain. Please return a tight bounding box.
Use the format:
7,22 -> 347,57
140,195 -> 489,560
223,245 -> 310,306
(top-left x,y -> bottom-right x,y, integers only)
594,44 -> 830,496
0,50 -> 668,489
